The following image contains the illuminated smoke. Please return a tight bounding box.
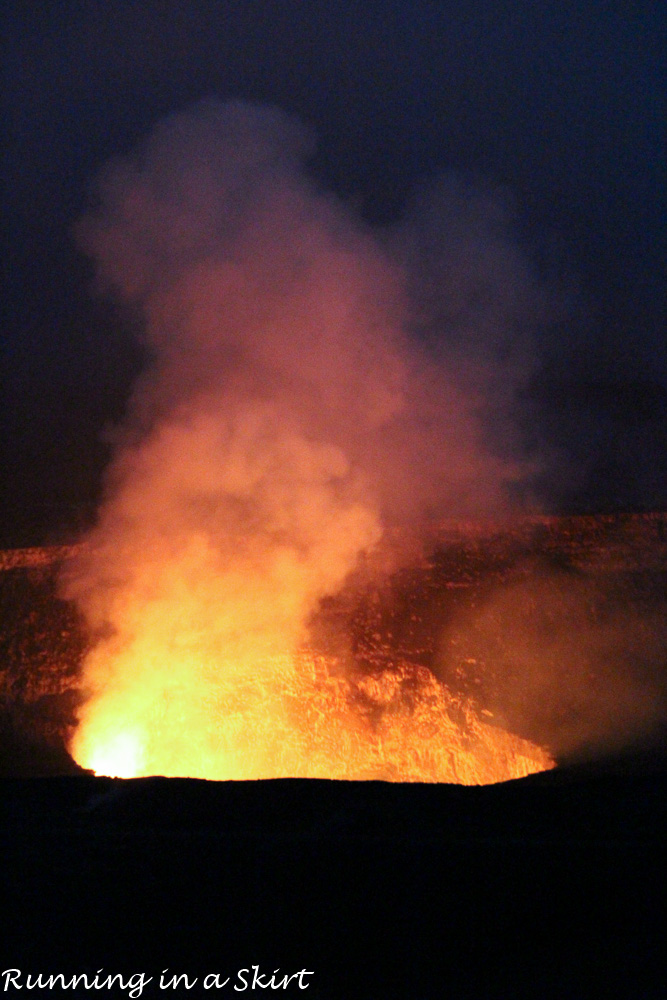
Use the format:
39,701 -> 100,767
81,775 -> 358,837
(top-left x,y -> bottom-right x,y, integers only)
439,561 -> 667,762
61,99 -> 549,781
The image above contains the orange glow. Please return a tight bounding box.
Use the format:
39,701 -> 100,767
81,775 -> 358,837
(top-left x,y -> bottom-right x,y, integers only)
63,401 -> 555,786
71,636 -> 553,784
63,101 -> 557,786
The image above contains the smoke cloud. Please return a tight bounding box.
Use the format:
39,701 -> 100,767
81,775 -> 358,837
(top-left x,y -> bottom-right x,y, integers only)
61,98 -> 548,779
438,557 -> 667,762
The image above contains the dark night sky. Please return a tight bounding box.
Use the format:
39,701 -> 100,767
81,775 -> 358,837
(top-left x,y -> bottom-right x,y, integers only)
1,1 -> 665,544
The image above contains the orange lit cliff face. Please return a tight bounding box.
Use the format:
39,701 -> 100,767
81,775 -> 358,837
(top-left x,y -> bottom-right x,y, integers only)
70,621 -> 553,784
72,652 -> 552,783
62,100 -> 554,784
70,616 -> 553,784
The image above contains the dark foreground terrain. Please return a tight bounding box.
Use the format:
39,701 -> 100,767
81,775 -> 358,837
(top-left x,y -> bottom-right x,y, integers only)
1,766 -> 666,999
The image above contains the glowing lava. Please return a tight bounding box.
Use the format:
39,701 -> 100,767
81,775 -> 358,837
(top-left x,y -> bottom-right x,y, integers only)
71,646 -> 553,783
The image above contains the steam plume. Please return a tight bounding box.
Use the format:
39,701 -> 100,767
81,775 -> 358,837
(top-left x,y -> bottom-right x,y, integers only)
62,99 -> 545,779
